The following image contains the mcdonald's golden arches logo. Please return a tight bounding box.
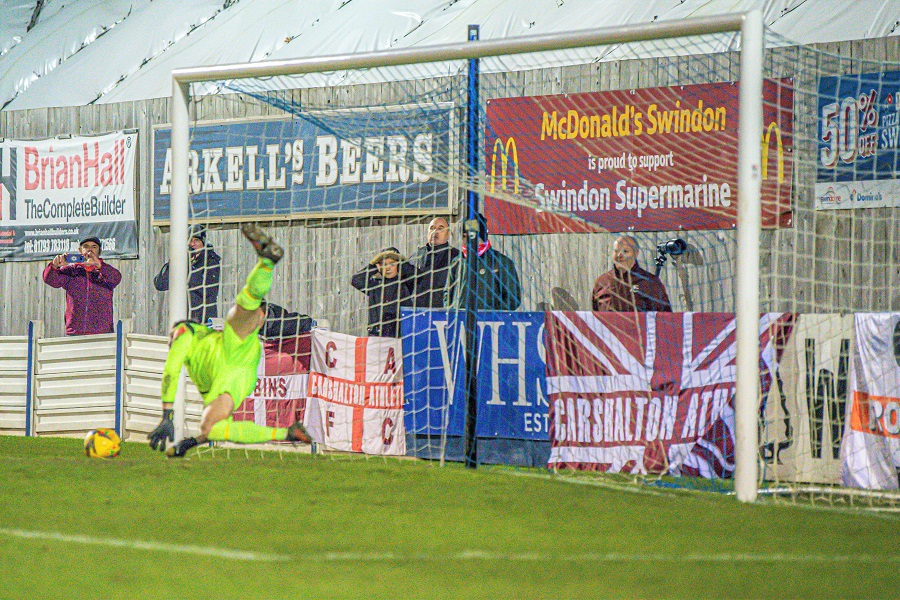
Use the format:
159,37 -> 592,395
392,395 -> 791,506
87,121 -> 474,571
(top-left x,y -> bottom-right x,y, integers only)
489,137 -> 520,194
761,121 -> 785,183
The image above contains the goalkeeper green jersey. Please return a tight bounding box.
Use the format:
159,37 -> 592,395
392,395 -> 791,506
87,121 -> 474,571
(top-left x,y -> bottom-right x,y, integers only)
161,322 -> 262,409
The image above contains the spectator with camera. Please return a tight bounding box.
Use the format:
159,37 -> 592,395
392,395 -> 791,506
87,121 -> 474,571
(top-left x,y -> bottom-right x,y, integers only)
154,224 -> 221,324
43,236 -> 122,335
592,235 -> 671,312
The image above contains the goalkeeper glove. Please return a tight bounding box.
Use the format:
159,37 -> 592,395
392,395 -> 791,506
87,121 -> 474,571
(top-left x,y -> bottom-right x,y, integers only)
148,409 -> 175,451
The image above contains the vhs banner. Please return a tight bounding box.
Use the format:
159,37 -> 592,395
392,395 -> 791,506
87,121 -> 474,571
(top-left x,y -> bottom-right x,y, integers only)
0,131 -> 138,261
484,80 -> 794,233
816,70 -> 900,210
153,106 -> 453,224
401,310 -> 548,441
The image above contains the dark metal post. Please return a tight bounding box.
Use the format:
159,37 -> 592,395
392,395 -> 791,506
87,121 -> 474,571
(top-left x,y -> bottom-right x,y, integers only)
463,24 -> 481,469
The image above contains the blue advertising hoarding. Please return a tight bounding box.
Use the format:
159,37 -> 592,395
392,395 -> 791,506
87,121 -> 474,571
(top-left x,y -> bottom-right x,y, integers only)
401,310 -> 548,441
816,70 -> 900,209
152,106 -> 454,223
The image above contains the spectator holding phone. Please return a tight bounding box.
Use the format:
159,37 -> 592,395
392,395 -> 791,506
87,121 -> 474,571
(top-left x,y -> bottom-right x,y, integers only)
43,236 -> 122,336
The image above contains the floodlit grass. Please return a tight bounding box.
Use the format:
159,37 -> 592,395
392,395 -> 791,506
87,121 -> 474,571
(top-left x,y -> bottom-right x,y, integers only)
0,436 -> 898,599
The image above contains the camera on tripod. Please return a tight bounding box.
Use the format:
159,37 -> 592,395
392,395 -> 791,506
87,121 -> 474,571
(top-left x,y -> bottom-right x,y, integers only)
654,238 -> 688,275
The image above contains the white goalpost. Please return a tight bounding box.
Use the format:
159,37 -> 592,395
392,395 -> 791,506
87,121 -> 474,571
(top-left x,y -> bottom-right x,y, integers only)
167,12 -> 767,501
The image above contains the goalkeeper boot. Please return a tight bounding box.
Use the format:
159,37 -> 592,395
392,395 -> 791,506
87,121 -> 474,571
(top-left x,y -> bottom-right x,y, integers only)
286,420 -> 312,444
241,223 -> 284,265
165,436 -> 199,458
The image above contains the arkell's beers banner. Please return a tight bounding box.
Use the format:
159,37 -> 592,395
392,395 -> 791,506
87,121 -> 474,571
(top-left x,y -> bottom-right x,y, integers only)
816,70 -> 900,210
484,80 -> 794,233
0,131 -> 138,261
152,107 -> 453,223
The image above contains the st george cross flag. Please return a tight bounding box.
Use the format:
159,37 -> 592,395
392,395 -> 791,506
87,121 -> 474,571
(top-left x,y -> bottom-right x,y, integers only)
544,311 -> 793,477
304,330 -> 406,455
233,343 -> 308,428
841,314 -> 900,490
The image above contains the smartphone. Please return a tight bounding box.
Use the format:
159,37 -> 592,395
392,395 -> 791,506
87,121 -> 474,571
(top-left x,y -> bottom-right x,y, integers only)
65,253 -> 85,264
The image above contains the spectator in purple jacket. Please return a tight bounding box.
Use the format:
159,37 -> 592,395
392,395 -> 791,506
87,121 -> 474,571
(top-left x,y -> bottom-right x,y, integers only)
43,236 -> 122,336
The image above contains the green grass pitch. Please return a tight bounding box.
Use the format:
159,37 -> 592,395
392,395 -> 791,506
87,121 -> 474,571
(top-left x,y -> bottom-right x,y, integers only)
0,436 -> 897,599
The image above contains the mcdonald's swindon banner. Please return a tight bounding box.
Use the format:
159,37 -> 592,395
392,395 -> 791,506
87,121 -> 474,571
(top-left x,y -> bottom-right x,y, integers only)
840,314 -> 900,490
303,330 -> 406,455
544,311 -> 793,476
816,70 -> 900,210
484,80 -> 794,233
0,131 -> 138,261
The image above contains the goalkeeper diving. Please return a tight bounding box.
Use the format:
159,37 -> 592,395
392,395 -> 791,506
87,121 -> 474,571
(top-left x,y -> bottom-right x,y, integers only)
148,223 -> 312,458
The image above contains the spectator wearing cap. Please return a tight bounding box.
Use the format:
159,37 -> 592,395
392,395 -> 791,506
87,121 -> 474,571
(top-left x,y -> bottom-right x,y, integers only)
154,225 -> 221,324
351,246 -> 415,337
445,213 -> 522,311
43,236 -> 122,336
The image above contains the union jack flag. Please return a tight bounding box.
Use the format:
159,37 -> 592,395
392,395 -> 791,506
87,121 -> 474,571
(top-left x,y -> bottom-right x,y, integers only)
545,311 -> 793,478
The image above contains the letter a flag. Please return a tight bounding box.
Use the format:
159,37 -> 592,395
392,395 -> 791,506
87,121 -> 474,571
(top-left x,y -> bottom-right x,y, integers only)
841,314 -> 900,490
304,330 -> 406,455
544,311 -> 793,478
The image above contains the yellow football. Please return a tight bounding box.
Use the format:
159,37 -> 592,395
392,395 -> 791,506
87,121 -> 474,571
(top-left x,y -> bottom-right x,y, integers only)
84,428 -> 121,458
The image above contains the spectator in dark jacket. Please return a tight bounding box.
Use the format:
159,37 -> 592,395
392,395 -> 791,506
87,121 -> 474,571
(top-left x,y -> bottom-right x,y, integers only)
43,236 -> 122,336
445,213 -> 521,311
261,302 -> 316,373
592,235 -> 671,312
261,302 -> 314,340
351,247 -> 415,337
154,225 -> 221,324
408,217 -> 460,308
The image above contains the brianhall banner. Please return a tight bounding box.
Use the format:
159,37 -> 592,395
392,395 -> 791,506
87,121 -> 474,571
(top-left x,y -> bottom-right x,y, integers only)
0,131 -> 138,261
483,80 -> 794,233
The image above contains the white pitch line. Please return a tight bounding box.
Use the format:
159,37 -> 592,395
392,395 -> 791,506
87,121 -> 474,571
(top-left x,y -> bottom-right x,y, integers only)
0,528 -> 291,562
4,528 -> 898,565
304,551 -> 900,563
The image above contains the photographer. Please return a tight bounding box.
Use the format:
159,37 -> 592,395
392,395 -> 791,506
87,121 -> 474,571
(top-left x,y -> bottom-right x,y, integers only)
43,236 -> 122,335
592,235 -> 671,313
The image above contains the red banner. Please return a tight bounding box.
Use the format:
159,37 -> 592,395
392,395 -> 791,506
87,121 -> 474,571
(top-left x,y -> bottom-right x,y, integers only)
544,311 -> 793,476
484,80 -> 793,233
233,336 -> 310,429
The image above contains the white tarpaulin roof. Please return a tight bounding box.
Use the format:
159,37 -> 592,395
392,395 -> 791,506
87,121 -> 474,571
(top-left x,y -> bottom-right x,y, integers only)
1,0 -> 898,111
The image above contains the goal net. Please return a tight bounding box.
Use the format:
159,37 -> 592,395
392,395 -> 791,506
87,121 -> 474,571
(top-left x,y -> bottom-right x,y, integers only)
158,13 -> 900,508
